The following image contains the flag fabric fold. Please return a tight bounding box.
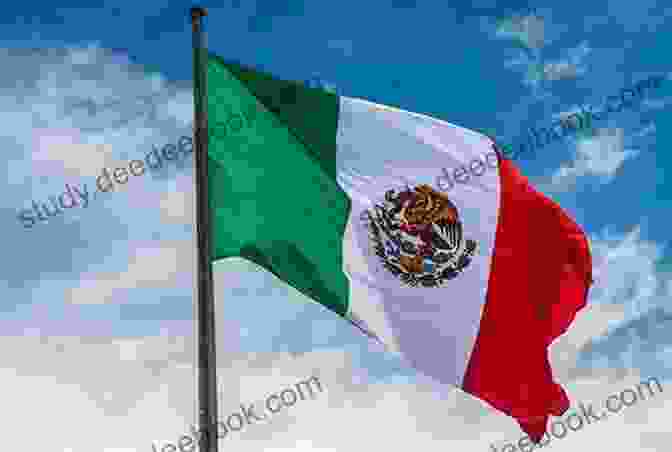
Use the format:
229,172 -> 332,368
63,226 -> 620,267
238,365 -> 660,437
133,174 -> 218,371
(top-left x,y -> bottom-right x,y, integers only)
461,153 -> 592,442
205,53 -> 593,441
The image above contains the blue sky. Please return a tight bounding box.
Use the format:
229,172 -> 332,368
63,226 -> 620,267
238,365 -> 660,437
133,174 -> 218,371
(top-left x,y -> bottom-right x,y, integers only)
1,1 -> 671,451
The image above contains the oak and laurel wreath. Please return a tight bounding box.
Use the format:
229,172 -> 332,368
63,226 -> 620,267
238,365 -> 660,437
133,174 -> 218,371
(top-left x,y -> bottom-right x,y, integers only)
363,202 -> 477,288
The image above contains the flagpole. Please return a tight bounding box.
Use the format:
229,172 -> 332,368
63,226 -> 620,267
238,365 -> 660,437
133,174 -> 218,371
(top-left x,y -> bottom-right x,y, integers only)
190,6 -> 219,452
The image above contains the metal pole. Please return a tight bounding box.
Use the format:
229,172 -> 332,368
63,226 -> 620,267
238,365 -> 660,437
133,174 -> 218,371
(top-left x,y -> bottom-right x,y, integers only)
190,6 -> 218,452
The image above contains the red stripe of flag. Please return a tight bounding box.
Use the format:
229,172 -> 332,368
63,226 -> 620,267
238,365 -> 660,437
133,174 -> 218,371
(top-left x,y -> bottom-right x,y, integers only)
462,150 -> 592,442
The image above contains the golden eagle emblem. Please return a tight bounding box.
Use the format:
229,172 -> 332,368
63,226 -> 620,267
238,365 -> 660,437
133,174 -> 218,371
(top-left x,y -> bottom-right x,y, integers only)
364,184 -> 476,287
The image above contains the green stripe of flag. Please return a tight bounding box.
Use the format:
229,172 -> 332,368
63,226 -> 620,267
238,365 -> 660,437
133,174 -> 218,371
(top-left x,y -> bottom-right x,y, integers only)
206,54 -> 351,316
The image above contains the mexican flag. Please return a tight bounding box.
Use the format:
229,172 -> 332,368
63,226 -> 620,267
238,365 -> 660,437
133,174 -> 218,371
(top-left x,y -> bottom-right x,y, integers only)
205,54 -> 593,442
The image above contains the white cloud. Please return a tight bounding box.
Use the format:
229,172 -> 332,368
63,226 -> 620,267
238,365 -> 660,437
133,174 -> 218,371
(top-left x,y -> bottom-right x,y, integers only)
31,127 -> 123,178
588,227 -> 666,319
0,331 -> 669,452
163,91 -> 195,127
0,334 -> 196,452
65,239 -> 195,304
548,127 -> 639,190
158,173 -> 195,224
120,172 -> 195,225
502,41 -> 592,94
543,60 -> 583,81
548,225 -> 671,381
495,14 -> 546,51
2,43 -> 192,181
496,13 -> 592,96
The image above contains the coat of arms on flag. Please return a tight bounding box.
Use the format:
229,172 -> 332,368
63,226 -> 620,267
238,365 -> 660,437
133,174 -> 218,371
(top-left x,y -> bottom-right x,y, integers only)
365,184 -> 477,287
